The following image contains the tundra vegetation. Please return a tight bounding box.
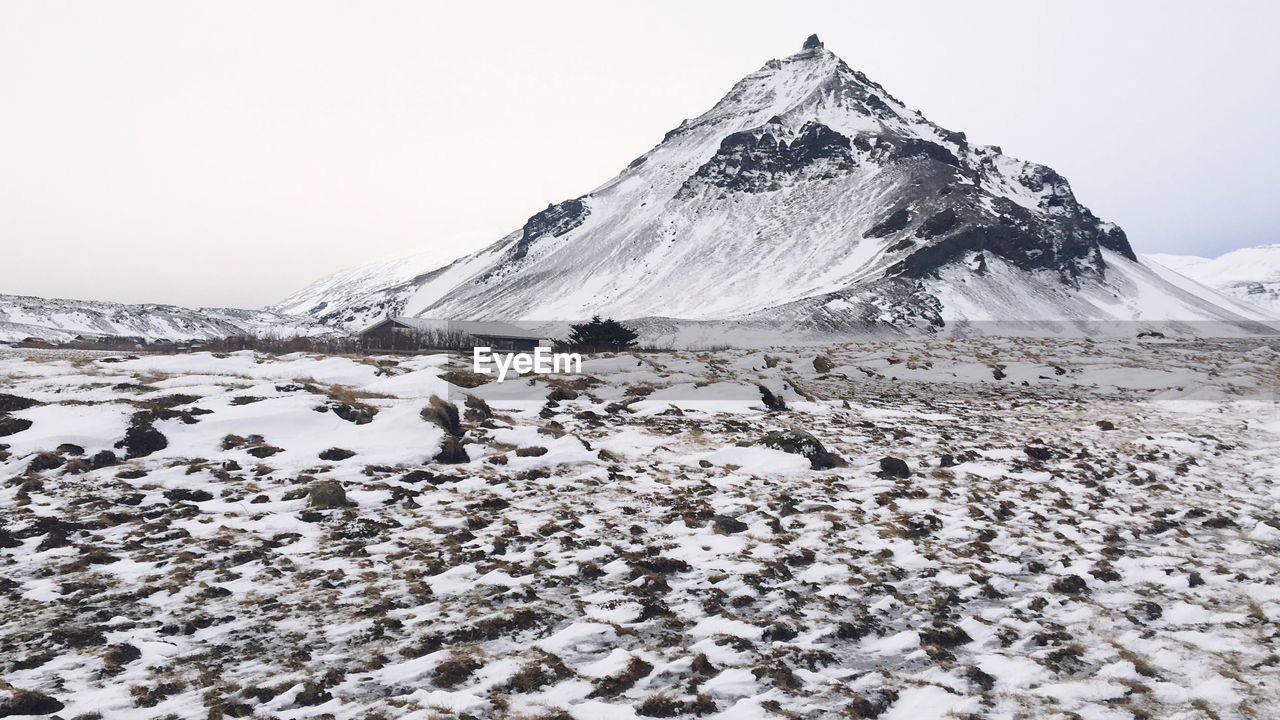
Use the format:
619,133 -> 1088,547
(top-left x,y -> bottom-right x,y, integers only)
0,338 -> 1277,719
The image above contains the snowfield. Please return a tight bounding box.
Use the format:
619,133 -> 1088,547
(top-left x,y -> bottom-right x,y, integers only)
0,293 -> 342,344
1,339 -> 1278,719
1145,246 -> 1280,316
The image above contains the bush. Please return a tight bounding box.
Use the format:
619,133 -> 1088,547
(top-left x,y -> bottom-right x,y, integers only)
567,316 -> 638,352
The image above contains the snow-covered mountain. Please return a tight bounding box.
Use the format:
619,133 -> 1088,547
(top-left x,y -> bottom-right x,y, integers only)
274,35 -> 1274,333
0,293 -> 341,343
1145,245 -> 1280,315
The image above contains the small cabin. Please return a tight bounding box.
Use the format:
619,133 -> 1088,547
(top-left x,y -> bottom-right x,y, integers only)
358,317 -> 543,353
70,334 -> 147,348
18,337 -> 56,349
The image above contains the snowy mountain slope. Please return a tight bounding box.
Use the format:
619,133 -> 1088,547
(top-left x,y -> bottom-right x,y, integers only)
274,35 -> 1269,331
0,293 -> 342,343
1145,245 -> 1280,314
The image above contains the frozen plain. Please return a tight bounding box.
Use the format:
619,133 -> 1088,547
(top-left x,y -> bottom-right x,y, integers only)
0,337 -> 1278,719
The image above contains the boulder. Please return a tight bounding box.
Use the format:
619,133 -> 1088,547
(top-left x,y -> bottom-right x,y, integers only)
307,480 -> 349,509
0,417 -> 33,437
712,515 -> 748,534
115,421 -> 168,459
1023,444 -> 1054,461
878,456 -> 911,478
89,450 -> 118,469
26,453 -> 64,473
757,429 -> 839,470
0,393 -> 40,413
317,401 -> 376,425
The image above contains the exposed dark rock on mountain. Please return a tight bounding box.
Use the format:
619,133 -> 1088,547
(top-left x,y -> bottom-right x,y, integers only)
678,121 -> 857,196
513,198 -> 589,261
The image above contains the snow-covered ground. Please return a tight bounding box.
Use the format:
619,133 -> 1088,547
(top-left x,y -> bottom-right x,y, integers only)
1,339 -> 1278,719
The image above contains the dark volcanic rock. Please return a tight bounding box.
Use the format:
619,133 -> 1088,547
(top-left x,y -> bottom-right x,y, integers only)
916,208 -> 959,238
164,488 -> 214,503
319,447 -> 356,461
513,198 -> 589,261
1023,444 -> 1055,462
89,450 -> 118,469
679,121 -> 857,196
26,452 -> 65,473
845,689 -> 898,719
319,401 -> 376,425
0,393 -> 40,413
864,208 -> 912,239
0,416 -> 33,437
876,136 -> 961,167
115,418 -> 168,459
712,514 -> 749,534
757,429 -> 838,470
307,480 -> 349,509
878,456 -> 911,478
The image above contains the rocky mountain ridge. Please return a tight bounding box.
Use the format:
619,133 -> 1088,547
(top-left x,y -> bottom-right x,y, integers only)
0,293 -> 339,344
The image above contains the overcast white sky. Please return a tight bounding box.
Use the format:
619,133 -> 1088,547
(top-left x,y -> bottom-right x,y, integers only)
2,1 -> 1277,308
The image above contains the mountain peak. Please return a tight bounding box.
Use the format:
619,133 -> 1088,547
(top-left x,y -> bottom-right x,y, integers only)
274,34 -> 1269,331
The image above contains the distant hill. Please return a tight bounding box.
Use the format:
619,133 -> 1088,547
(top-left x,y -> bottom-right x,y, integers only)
1145,245 -> 1280,315
0,293 -> 340,343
